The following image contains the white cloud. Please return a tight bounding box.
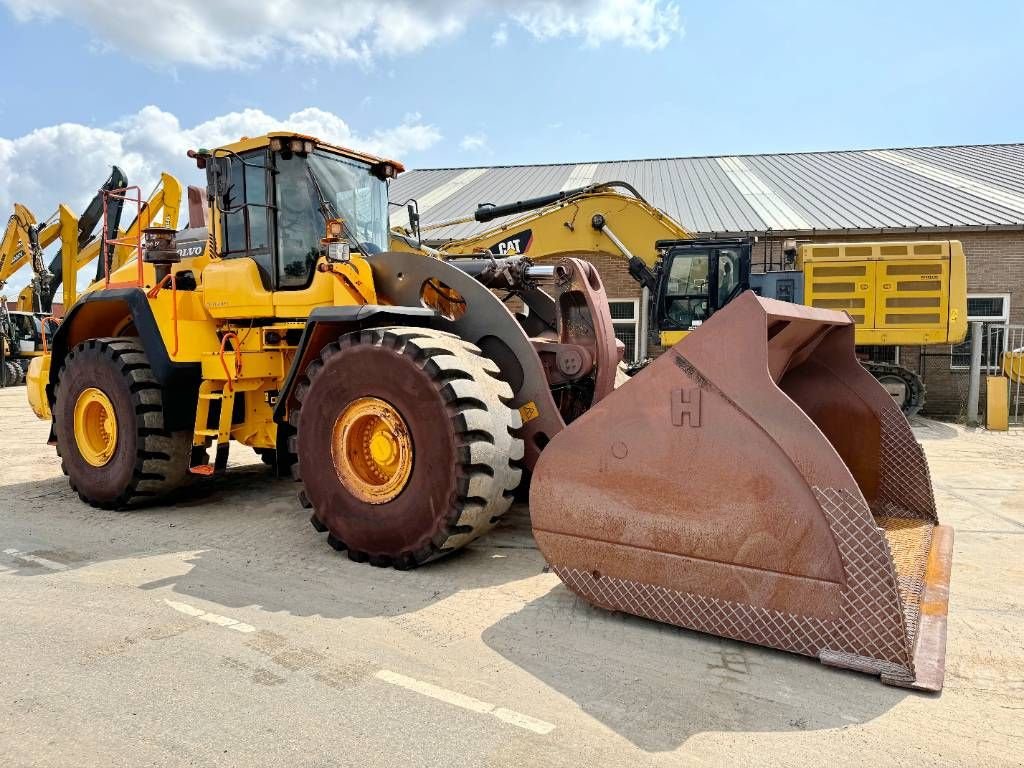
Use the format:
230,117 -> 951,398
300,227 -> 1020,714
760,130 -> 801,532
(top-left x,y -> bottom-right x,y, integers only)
513,0 -> 680,51
460,134 -> 489,152
1,1 -> 683,68
493,23 -> 509,47
0,106 -> 441,297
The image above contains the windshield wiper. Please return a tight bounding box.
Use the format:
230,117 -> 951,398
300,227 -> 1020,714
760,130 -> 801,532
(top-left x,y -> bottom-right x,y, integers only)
305,164 -> 370,260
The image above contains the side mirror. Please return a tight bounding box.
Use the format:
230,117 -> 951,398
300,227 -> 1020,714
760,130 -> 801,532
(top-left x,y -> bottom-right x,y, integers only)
407,201 -> 422,247
205,156 -> 232,201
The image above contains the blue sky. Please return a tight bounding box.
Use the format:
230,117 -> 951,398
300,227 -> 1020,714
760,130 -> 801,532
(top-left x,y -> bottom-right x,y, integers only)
2,0 -> 1021,168
0,0 -> 1021,297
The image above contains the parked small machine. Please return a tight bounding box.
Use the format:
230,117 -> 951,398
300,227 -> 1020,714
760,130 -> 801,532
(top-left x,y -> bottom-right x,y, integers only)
392,182 -> 967,415
26,133 -> 952,690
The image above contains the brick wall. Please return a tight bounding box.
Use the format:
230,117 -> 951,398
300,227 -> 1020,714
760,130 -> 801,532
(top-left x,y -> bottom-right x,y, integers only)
523,230 -> 1024,418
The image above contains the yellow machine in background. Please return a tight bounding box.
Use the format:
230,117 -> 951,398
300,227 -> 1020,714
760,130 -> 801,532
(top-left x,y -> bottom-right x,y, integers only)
393,183 -> 968,414
0,170 -> 182,387
799,240 -> 966,346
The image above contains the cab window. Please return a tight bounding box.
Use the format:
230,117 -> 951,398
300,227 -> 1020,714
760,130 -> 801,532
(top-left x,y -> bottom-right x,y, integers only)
220,151 -> 272,286
275,154 -> 323,287
662,250 -> 711,330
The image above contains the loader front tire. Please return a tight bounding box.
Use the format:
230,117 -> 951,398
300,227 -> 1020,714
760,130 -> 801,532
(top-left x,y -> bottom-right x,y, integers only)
294,327 -> 523,568
54,338 -> 192,509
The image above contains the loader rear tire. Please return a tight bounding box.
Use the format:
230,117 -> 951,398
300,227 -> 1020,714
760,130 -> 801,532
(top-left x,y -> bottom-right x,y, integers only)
294,327 -> 523,568
53,338 -> 192,509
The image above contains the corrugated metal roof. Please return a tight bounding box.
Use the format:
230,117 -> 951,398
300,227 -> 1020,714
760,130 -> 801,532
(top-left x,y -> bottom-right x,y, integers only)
388,143 -> 1024,240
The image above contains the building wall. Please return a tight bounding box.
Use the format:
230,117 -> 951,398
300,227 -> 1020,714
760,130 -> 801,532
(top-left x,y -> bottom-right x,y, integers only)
524,230 -> 1024,418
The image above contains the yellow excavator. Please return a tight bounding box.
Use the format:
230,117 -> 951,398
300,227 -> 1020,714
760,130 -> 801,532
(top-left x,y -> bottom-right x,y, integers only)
26,133 -> 952,691
391,182 -> 967,415
0,169 -> 183,386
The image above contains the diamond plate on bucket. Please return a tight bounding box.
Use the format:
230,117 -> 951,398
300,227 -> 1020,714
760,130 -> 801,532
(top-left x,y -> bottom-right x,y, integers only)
875,408 -> 938,522
551,486 -> 914,681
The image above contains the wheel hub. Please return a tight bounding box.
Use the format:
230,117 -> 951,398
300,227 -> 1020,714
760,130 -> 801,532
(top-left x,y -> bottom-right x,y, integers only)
73,387 -> 118,467
331,397 -> 413,504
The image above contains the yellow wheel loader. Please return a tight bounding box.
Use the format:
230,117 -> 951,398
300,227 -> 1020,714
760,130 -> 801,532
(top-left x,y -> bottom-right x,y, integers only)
27,133 -> 952,690
392,182 -> 967,416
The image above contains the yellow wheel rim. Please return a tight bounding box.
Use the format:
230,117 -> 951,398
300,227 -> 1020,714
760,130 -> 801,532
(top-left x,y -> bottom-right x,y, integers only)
73,387 -> 118,467
331,397 -> 413,504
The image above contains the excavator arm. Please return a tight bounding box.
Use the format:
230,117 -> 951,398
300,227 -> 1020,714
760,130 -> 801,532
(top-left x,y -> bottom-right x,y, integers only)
15,169 -> 182,311
3,167 -> 131,314
396,182 -> 691,289
0,204 -> 44,300
79,170 -> 183,292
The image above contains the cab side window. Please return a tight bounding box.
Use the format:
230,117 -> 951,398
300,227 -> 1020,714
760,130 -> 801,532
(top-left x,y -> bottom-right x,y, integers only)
275,154 -> 323,288
717,248 -> 743,306
220,151 -> 272,287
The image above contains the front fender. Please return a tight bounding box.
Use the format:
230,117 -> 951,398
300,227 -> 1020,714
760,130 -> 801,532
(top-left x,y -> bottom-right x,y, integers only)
48,288 -> 200,432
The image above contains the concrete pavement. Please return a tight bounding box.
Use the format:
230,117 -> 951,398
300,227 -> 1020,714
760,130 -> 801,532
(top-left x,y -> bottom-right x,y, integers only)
0,386 -> 1021,767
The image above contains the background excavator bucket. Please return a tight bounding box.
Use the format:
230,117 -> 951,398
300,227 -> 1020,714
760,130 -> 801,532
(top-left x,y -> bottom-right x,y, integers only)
530,292 -> 952,691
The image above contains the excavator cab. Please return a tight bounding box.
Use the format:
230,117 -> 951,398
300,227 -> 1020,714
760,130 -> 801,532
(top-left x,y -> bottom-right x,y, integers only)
653,237 -> 752,344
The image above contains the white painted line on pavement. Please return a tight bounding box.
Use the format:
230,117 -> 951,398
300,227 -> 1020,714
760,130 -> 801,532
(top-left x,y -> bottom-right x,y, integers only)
159,602 -> 549,734
492,707 -> 557,734
374,669 -> 555,735
3,548 -> 69,571
164,599 -> 256,633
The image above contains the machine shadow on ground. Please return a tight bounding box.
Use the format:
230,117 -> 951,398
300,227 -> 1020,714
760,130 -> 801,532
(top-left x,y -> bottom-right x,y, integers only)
1,460 -> 911,753
482,585 -> 910,752
0,466 -> 543,623
909,418 -> 961,441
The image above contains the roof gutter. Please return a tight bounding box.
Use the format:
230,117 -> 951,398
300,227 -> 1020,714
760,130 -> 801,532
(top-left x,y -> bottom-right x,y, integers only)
700,223 -> 1024,238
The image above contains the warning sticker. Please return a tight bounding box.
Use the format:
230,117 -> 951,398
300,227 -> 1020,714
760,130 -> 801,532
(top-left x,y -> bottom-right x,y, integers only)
518,401 -> 540,423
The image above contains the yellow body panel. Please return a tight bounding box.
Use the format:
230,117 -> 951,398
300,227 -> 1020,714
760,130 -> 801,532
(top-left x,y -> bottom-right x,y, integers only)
659,330 -> 690,346
986,376 -> 1009,431
202,259 -> 275,318
202,255 -> 376,321
947,241 -> 968,344
799,240 -> 967,346
26,355 -> 51,420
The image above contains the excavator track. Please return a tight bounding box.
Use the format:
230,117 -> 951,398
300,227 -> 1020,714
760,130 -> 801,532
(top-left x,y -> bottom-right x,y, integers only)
862,361 -> 925,418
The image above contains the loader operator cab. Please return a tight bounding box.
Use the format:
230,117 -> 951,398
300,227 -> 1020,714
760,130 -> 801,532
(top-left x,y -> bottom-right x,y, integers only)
206,134 -> 399,291
654,238 -> 752,334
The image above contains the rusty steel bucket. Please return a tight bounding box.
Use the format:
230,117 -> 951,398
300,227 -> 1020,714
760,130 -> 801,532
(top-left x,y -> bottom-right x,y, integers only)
530,292 -> 953,690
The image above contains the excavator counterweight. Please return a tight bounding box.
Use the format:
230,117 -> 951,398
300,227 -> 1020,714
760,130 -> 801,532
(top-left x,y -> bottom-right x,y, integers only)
530,292 -> 951,690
